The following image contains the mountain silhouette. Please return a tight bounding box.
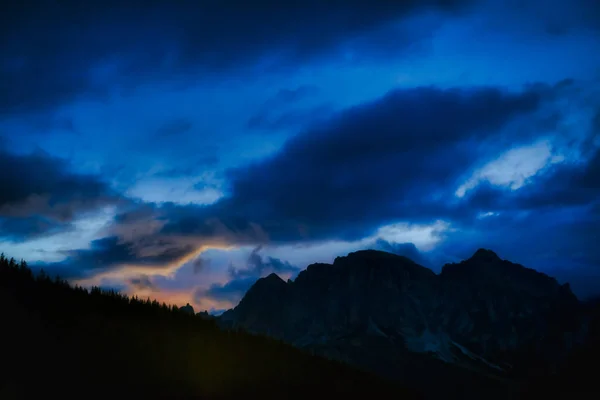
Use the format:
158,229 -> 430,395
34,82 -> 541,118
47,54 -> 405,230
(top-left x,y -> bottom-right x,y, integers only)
2,249 -> 598,398
220,249 -> 587,398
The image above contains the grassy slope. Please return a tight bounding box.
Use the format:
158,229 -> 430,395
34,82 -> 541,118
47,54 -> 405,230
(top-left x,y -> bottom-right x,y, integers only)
0,256 -> 420,399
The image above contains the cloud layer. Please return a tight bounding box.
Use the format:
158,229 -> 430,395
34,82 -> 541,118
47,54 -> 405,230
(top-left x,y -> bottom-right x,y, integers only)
1,0 -> 473,114
0,149 -> 121,241
2,0 -> 600,307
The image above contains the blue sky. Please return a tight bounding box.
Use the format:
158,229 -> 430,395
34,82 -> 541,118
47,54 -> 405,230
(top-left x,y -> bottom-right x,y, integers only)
1,0 -> 599,312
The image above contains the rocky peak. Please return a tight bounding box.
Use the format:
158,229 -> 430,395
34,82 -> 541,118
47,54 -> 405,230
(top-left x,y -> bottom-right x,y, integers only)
441,249 -> 568,297
335,249 -> 419,266
221,273 -> 291,335
239,273 -> 289,305
258,272 -> 287,287
333,249 -> 437,281
470,248 -> 501,262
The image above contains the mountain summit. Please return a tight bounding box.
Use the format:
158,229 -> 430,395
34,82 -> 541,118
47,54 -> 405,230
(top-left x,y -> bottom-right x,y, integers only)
470,248 -> 502,262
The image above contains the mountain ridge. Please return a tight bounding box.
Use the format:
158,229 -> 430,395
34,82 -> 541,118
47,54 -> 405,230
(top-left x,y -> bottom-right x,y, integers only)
219,248 -> 585,398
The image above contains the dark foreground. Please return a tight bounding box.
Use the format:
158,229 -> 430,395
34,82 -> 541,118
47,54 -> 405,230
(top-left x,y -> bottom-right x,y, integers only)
1,254 -> 599,399
0,255 -> 419,399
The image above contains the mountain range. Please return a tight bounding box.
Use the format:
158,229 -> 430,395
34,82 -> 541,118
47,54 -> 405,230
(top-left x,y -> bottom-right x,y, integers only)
3,248 -> 598,398
219,248 -> 595,398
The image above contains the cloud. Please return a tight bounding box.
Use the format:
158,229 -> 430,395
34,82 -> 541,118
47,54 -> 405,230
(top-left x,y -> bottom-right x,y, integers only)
496,0 -> 600,35
263,85 -> 321,108
39,235 -> 197,280
246,103 -> 334,132
154,118 -> 193,138
245,78 -> 329,134
198,276 -> 258,304
125,177 -> 223,205
238,245 -> 299,279
212,85 -> 545,242
152,156 -> 220,178
28,81 -> 579,286
192,257 -> 210,275
53,83 -> 547,280
0,216 -> 69,242
430,133 -> 600,298
372,240 -> 432,267
434,203 -> 600,296
0,0 -> 473,114
455,139 -> 568,197
36,201 -> 270,280
0,149 -> 122,240
199,245 -> 298,304
128,274 -> 159,292
460,143 -> 600,213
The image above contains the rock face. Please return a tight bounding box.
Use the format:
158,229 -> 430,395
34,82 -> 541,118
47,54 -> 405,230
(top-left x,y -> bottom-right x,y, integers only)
219,249 -> 584,397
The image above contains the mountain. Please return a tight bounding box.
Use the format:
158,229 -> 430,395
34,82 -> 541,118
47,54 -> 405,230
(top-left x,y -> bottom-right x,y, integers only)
0,254 -> 419,399
220,249 -> 588,398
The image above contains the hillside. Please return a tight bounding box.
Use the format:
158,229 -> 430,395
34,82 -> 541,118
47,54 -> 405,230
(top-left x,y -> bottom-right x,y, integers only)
0,254 -> 420,399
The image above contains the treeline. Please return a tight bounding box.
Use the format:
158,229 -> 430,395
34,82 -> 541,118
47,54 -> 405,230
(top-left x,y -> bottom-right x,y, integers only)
0,254 -> 418,399
0,253 -> 209,321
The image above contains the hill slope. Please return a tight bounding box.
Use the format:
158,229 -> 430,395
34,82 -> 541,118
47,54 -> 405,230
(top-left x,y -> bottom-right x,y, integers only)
0,254 -> 419,399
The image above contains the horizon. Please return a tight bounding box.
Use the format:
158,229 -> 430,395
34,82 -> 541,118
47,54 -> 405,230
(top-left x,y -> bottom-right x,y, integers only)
1,0 -> 599,313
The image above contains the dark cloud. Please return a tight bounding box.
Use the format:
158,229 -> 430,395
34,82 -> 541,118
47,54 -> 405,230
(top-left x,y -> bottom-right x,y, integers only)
0,149 -> 122,240
156,206 -> 266,242
461,146 -> 600,214
246,104 -> 334,132
39,236 -> 197,279
31,83 -> 564,280
263,85 -> 321,108
214,85 -> 545,242
152,155 -> 220,179
128,274 -> 159,292
528,0 -> 600,35
372,240 -> 432,267
237,245 -> 299,279
0,216 -> 69,242
139,84 -> 561,250
192,181 -> 223,192
154,118 -> 193,138
1,114 -> 81,136
0,149 -> 111,209
476,0 -> 600,38
37,201 -> 271,278
0,0 -> 473,114
199,245 -> 298,304
199,276 -> 258,304
593,109 -> 600,133
192,257 -> 210,275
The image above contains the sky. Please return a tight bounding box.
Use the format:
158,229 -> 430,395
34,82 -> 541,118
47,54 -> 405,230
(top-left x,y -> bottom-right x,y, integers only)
1,0 -> 600,313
